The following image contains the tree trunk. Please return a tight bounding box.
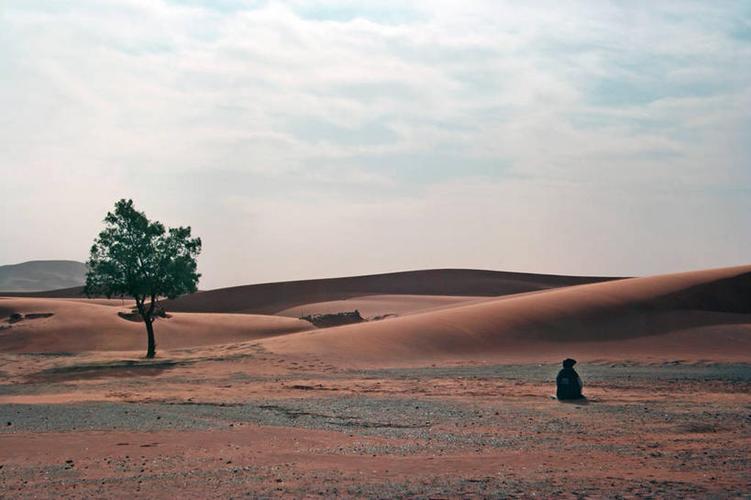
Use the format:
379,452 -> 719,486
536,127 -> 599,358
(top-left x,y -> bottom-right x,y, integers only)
145,319 -> 156,359
135,298 -> 157,359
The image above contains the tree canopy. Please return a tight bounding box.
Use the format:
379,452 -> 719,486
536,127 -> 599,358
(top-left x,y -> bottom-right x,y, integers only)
84,199 -> 201,357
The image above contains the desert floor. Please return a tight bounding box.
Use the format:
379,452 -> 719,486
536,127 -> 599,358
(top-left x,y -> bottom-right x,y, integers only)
2,266 -> 750,498
1,351 -> 750,498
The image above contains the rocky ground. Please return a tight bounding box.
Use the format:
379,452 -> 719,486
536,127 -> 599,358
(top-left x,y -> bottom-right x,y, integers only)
1,355 -> 750,498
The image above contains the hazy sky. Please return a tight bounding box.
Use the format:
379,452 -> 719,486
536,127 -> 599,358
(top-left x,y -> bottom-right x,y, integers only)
1,1 -> 750,289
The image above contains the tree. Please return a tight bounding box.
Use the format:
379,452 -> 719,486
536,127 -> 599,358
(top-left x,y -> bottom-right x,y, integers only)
84,199 -> 201,358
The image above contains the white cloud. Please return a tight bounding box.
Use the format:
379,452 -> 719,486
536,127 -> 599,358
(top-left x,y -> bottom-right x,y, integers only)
1,0 -> 749,287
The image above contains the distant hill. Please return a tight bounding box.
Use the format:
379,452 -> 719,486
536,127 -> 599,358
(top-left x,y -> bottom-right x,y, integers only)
0,260 -> 87,292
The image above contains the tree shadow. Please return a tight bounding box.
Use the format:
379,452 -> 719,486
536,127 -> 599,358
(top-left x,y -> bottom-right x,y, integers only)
26,359 -> 181,383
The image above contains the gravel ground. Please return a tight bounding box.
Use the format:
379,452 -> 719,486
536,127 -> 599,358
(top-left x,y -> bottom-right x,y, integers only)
1,362 -> 750,498
352,362 -> 751,384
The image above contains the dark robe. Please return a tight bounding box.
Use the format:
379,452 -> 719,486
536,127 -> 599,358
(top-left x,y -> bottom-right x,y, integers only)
556,367 -> 583,400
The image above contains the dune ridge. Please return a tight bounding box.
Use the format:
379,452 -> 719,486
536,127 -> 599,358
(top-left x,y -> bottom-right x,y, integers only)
0,265 -> 749,363
0,298 -> 311,353
260,265 -> 751,364
275,294 -> 490,319
164,269 -> 622,315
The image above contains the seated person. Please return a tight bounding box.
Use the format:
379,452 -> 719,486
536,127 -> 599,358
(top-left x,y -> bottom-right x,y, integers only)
556,358 -> 584,400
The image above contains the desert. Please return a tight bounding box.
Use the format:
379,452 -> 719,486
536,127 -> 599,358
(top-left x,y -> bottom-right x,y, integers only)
1,263 -> 750,497
3,1 -> 751,497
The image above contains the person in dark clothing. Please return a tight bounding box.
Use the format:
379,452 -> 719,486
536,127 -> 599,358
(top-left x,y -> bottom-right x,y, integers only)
556,358 -> 584,400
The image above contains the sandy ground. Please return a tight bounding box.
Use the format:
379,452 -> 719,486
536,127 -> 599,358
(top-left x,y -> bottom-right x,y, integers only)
1,265 -> 750,497
0,353 -> 750,498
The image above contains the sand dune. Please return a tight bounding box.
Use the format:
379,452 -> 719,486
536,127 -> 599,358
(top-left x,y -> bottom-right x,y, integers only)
0,298 -> 311,353
276,294 -> 488,319
260,265 -> 751,364
1,266 -> 748,363
165,269 -> 621,314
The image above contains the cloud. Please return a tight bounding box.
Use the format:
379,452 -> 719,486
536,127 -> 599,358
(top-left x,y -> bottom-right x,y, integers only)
1,0 -> 749,287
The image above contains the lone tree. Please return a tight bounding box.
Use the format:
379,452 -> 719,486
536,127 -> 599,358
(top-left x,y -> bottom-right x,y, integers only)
84,199 -> 201,358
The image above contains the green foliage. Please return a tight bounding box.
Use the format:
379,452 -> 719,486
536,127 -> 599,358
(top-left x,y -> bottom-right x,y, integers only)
84,199 -> 201,305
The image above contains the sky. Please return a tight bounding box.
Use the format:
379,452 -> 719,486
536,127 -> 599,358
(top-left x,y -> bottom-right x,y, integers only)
1,0 -> 750,289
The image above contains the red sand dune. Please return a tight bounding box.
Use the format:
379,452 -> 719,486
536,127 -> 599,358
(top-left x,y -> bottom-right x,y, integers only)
276,294 -> 489,319
260,265 -> 751,365
0,298 -> 311,353
164,269 -> 621,314
1,266 -> 749,363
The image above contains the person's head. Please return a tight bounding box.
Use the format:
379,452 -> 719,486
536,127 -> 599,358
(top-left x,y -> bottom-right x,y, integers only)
562,358 -> 577,368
